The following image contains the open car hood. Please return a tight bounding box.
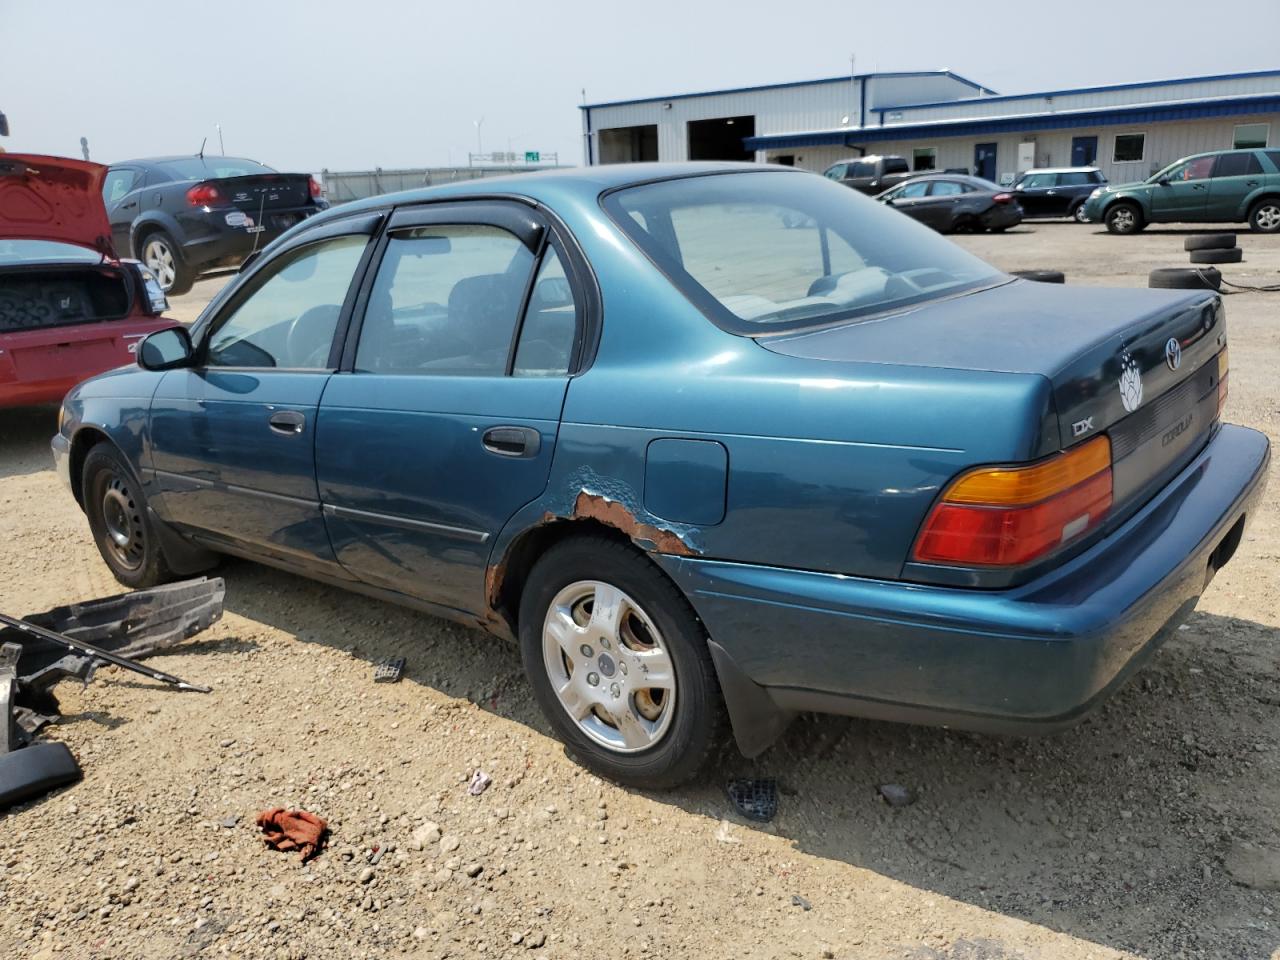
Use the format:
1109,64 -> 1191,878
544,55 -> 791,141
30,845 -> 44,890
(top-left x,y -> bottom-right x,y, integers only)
0,154 -> 115,257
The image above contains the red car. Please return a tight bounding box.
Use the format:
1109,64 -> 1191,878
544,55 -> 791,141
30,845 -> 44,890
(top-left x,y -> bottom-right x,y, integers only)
0,154 -> 178,407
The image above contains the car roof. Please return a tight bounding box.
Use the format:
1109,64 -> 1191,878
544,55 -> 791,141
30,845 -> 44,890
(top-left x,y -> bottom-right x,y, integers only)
1018,166 -> 1100,174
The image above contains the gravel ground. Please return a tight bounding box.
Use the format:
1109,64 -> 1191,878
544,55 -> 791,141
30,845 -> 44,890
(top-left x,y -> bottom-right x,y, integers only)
1,220 -> 1278,960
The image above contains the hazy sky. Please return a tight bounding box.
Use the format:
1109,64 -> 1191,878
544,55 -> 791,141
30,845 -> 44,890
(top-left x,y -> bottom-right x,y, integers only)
4,0 -> 1278,173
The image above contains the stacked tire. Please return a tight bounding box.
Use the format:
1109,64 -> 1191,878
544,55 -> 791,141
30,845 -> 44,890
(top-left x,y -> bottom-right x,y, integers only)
1149,233 -> 1240,291
1185,233 -> 1243,264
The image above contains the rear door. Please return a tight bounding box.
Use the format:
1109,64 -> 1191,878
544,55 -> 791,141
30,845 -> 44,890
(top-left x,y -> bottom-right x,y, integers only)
148,214 -> 380,571
1206,151 -> 1264,220
924,179 -> 968,229
1150,155 -> 1214,221
103,166 -> 143,255
315,202 -> 585,614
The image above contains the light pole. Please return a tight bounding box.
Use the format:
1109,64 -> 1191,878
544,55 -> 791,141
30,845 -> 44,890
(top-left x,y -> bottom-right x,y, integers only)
216,123 -> 225,155
473,117 -> 484,158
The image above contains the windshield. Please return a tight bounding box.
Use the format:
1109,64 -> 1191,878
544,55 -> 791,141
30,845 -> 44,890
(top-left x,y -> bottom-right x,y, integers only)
0,239 -> 101,264
156,157 -> 274,180
603,171 -> 1005,334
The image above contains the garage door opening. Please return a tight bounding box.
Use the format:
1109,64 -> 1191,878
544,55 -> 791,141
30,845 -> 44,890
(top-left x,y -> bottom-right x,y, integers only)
687,116 -> 755,161
598,125 -> 658,164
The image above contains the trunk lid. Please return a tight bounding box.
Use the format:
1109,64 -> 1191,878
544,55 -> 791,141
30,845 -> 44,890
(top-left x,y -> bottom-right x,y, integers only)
0,154 -> 115,256
215,174 -> 311,212
761,278 -> 1225,511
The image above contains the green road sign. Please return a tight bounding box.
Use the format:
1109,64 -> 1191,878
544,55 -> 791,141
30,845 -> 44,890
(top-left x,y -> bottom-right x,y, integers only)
525,151 -> 540,163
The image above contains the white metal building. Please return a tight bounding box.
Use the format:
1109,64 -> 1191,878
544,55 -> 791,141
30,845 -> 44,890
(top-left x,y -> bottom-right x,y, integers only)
581,69 -> 1280,184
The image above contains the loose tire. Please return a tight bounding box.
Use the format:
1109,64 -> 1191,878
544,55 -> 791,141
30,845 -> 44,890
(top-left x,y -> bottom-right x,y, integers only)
1184,233 -> 1236,251
139,230 -> 195,296
1012,269 -> 1066,284
519,536 -> 725,789
83,443 -> 175,589
1072,203 -> 1090,223
1149,266 -> 1221,291
1104,203 -> 1144,235
1189,247 -> 1243,264
1248,198 -> 1280,233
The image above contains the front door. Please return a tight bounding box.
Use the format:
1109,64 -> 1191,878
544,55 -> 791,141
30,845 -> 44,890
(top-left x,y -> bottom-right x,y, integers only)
1014,172 -> 1057,216
316,202 -> 583,615
1207,150 -> 1265,220
1071,136 -> 1098,167
973,143 -> 997,181
149,221 -> 377,571
1150,154 -> 1214,221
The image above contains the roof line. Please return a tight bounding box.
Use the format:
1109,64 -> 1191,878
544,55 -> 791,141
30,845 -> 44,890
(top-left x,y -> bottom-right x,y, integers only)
579,70 -> 995,111
870,68 -> 1280,114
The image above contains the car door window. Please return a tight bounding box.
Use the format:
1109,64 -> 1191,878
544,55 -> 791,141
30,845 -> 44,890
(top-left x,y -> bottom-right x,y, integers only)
1058,172 -> 1091,186
102,169 -> 136,204
513,246 -> 578,376
1019,174 -> 1054,189
823,164 -> 847,181
355,224 -> 535,376
1164,156 -> 1215,182
928,181 -> 965,197
898,181 -> 930,199
1212,152 -> 1263,178
205,234 -> 367,369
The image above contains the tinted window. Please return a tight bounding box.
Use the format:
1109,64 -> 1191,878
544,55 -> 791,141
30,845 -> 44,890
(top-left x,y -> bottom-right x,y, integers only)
513,247 -> 577,377
206,235 -> 366,369
156,157 -> 274,180
355,224 -> 534,376
883,157 -> 910,175
1213,152 -> 1263,178
605,171 -> 1003,333
1058,172 -> 1093,186
102,169 -> 136,203
929,181 -> 965,197
848,161 -> 876,178
1113,134 -> 1145,163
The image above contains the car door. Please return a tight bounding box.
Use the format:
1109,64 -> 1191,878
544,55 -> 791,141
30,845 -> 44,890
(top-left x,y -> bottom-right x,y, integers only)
315,202 -> 584,615
923,179 -> 969,229
882,179 -> 932,224
102,166 -> 142,255
1207,151 -> 1264,221
1013,172 -> 1055,216
147,214 -> 380,572
1150,155 -> 1214,221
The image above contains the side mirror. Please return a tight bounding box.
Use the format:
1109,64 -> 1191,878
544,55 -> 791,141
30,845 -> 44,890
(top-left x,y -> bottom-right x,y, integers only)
138,327 -> 193,371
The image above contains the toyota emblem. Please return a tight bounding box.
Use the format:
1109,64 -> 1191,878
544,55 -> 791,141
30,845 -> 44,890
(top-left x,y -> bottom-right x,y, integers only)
1165,337 -> 1182,372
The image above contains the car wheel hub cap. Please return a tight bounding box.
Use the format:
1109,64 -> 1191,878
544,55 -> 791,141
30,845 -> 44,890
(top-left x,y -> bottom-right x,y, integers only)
143,240 -> 176,290
101,475 -> 144,570
1115,210 -> 1133,228
1259,206 -> 1280,229
542,580 -> 676,754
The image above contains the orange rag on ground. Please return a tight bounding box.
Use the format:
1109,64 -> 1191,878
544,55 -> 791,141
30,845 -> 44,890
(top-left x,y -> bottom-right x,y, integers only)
255,808 -> 328,862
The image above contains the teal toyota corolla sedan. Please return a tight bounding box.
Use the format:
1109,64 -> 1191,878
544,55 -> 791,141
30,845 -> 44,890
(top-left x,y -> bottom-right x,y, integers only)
1083,147 -> 1280,234
53,164 -> 1269,787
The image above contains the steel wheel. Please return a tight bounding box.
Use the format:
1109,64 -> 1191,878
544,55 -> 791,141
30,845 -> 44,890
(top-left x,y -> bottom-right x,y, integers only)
99,472 -> 145,571
541,580 -> 676,754
142,236 -> 177,291
1253,202 -> 1280,232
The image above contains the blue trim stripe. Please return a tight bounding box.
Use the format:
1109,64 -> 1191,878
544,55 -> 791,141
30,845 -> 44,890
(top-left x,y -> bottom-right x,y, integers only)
579,71 -> 994,111
744,94 -> 1280,151
870,68 -> 1280,114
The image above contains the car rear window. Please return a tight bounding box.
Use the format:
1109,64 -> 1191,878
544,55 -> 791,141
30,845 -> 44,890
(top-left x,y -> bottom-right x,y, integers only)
155,157 -> 274,180
603,171 -> 1005,335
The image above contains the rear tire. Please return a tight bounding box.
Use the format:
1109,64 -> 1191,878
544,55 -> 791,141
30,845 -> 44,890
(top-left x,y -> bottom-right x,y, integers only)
1149,266 -> 1221,291
1188,247 -> 1243,264
1072,203 -> 1090,223
139,230 -> 195,296
518,536 -> 725,789
1248,198 -> 1280,233
1104,202 -> 1144,235
1184,233 -> 1236,251
83,443 -> 176,589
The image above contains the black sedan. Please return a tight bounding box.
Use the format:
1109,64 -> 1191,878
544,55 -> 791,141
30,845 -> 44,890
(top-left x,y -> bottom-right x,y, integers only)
875,175 -> 1022,233
101,155 -> 329,294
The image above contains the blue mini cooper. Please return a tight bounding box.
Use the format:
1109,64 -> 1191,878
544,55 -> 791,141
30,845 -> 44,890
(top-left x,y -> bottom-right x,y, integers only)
53,163 -> 1269,788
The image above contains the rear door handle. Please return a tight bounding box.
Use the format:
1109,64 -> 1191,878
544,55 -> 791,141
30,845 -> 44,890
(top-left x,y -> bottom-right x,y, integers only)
268,410 -> 306,435
482,426 -> 540,458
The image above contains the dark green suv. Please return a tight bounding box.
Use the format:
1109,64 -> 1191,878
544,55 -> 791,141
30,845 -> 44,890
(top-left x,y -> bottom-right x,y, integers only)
1082,148 -> 1280,234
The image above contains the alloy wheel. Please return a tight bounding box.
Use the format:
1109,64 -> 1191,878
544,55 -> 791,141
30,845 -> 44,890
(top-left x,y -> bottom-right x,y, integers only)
142,238 -> 177,291
100,473 -> 145,571
1073,205 -> 1089,223
1111,208 -> 1135,232
541,580 -> 677,753
1255,204 -> 1280,231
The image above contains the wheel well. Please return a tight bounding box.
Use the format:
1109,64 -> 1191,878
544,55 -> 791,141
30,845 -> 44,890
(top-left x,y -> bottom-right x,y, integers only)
67,427 -> 111,509
1249,193 -> 1280,212
488,519 -> 638,634
1104,197 -> 1141,216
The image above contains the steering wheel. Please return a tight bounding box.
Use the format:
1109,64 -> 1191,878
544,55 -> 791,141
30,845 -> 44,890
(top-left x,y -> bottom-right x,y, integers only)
286,304 -> 340,368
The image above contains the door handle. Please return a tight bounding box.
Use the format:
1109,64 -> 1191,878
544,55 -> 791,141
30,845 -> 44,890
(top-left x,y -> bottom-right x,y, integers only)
482,426 -> 541,458
1246,180 -> 1260,186
268,410 -> 306,435
1046,190 -> 1057,195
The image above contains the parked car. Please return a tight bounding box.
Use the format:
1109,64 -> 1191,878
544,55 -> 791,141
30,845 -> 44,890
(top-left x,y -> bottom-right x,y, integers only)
102,155 -> 329,296
876,174 -> 1023,233
1010,167 -> 1106,221
822,155 -> 916,195
0,154 -> 177,408
1083,148 -> 1280,234
54,163 -> 1268,788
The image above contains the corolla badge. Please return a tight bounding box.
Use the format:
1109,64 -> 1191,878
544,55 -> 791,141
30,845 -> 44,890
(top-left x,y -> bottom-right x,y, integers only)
1118,351 -> 1143,413
1165,337 -> 1182,371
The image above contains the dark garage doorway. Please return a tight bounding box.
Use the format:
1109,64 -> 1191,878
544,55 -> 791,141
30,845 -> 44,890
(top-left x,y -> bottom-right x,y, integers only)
687,115 -> 755,161
598,125 -> 658,164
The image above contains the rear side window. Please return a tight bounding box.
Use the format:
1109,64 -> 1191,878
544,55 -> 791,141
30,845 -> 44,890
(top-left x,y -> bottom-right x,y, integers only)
1213,152 -> 1263,178
355,224 -> 534,376
513,247 -> 577,377
929,181 -> 965,196
1058,172 -> 1093,186
848,161 -> 876,178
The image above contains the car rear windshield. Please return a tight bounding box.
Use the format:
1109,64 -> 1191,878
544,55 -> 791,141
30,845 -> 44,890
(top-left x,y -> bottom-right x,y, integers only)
155,157 -> 274,180
603,171 -> 1005,335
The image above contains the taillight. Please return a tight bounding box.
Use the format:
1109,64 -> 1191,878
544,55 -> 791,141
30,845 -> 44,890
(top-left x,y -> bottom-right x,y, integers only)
913,436 -> 1113,567
1217,346 -> 1229,416
992,193 -> 1013,204
309,176 -> 323,199
186,182 -> 222,207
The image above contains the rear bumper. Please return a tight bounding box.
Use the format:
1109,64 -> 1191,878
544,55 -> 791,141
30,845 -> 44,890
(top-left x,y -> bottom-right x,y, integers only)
982,203 -> 1023,229
658,423 -> 1269,748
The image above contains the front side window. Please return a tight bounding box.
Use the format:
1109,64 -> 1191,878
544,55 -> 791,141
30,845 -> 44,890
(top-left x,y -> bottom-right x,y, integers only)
355,224 -> 534,376
604,171 -> 1003,334
1159,155 -> 1215,183
1113,133 -> 1145,163
822,164 -> 847,181
897,181 -> 930,199
1017,173 -> 1054,189
1233,123 -> 1269,150
1213,152 -> 1263,178
102,169 -> 136,204
205,234 -> 367,369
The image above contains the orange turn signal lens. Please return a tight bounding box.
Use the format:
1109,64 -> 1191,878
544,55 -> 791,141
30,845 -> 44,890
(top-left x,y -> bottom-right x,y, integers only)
912,436 -> 1113,568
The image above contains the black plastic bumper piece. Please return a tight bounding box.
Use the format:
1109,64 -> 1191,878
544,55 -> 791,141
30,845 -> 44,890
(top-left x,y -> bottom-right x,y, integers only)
0,741 -> 81,809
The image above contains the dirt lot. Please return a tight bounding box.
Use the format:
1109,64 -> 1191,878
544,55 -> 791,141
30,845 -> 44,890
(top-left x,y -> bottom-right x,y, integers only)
1,222 -> 1278,960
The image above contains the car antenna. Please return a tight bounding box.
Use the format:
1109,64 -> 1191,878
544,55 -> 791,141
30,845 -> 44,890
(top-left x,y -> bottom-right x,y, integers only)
198,137 -> 206,159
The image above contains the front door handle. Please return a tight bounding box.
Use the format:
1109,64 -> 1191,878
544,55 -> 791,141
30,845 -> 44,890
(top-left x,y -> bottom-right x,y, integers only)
268,410 -> 306,435
482,426 -> 541,458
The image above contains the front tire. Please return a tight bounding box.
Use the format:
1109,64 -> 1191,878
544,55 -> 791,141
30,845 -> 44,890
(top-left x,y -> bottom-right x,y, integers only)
83,443 -> 175,589
519,536 -> 725,789
139,230 -> 195,296
1104,202 -> 1144,235
1248,198 -> 1280,233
